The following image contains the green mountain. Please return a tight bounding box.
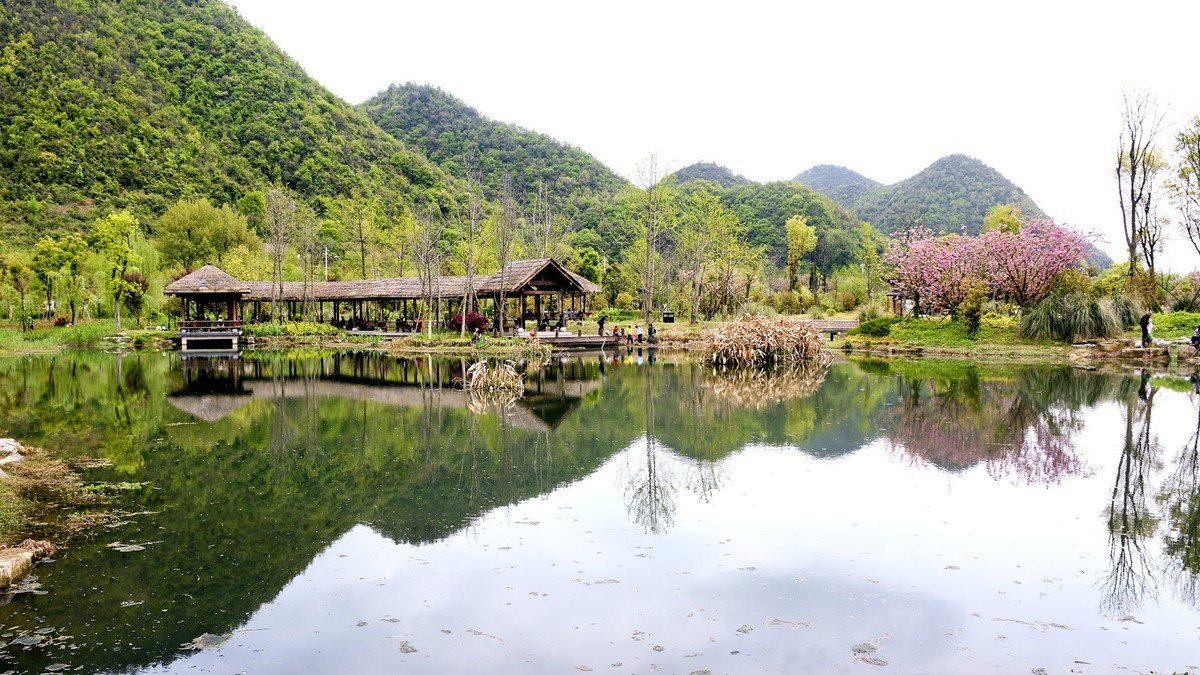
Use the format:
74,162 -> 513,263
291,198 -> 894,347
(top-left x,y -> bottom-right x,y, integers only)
794,154 -> 1044,236
673,165 -> 865,272
360,83 -> 627,233
792,164 -> 880,206
0,0 -> 453,245
672,162 -> 753,188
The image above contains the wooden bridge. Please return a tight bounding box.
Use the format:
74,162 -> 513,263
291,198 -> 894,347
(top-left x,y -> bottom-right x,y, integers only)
809,319 -> 859,340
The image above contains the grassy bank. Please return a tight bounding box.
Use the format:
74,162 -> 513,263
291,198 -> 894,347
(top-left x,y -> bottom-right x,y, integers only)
837,315 -> 1072,359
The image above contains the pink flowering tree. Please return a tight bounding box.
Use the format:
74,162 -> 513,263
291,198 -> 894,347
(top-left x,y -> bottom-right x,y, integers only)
884,228 -> 986,315
885,219 -> 1092,315
980,219 -> 1090,307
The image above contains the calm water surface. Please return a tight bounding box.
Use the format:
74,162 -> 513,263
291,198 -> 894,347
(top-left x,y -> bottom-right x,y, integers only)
0,351 -> 1197,674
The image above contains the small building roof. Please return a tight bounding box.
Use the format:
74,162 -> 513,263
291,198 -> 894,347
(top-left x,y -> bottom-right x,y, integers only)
164,264 -> 248,296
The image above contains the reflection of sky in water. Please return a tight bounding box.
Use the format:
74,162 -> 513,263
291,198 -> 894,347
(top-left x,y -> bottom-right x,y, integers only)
150,407 -> 1198,675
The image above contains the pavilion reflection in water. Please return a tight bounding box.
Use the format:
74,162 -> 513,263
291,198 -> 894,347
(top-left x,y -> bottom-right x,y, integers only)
166,352 -> 603,433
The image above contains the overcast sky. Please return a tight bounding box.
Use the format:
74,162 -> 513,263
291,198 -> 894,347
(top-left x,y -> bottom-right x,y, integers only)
226,0 -> 1200,269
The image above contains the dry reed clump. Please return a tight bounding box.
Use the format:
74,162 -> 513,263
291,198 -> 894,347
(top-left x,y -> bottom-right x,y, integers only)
464,360 -> 526,396
707,315 -> 832,367
706,364 -> 830,409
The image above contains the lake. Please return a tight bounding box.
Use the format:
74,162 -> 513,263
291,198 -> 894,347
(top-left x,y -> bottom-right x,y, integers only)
0,350 -> 1197,674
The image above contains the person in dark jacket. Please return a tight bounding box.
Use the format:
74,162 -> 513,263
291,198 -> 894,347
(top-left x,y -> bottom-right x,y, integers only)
1140,311 -> 1152,347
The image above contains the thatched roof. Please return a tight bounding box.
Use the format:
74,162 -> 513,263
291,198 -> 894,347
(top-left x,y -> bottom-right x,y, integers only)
164,264 -> 248,296
208,258 -> 602,302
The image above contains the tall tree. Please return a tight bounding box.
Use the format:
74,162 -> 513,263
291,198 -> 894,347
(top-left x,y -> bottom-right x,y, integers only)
2,254 -> 33,330
1116,93 -> 1164,294
58,233 -> 88,324
630,155 -> 677,323
263,188 -> 298,321
413,205 -> 450,338
92,211 -> 141,331
30,236 -> 65,318
457,168 -> 485,336
785,215 -> 817,291
496,174 -> 519,334
1171,116 -> 1200,258
156,198 -> 255,270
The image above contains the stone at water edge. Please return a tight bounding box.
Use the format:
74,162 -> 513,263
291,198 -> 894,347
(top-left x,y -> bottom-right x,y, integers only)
1178,344 -> 1197,360
0,549 -> 36,589
0,438 -> 23,456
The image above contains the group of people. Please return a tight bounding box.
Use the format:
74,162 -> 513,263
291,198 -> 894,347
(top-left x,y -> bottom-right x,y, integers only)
1141,311 -> 1200,349
596,315 -> 656,344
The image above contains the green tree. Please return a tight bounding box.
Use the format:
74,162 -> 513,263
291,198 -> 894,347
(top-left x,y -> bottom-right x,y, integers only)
156,198 -> 255,271
30,236 -> 66,317
93,210 -> 141,331
785,215 -> 817,291
58,233 -> 88,324
2,254 -> 34,330
983,203 -> 1023,234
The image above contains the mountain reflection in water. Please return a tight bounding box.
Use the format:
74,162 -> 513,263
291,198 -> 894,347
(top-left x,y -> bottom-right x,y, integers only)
0,353 -> 1197,673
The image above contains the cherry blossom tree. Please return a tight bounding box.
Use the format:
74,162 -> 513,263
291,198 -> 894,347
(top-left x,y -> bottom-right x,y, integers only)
980,219 -> 1090,306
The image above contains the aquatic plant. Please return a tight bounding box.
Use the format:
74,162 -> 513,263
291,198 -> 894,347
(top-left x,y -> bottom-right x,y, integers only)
706,364 -> 829,408
707,314 -> 831,366
463,360 -> 525,396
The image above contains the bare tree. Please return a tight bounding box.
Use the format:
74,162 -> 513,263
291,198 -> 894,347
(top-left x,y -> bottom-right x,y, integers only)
458,166 -> 485,336
413,205 -> 449,338
263,188 -> 297,321
632,155 -> 676,324
1117,93 -> 1165,295
295,205 -> 320,320
526,182 -> 567,260
496,174 -> 519,335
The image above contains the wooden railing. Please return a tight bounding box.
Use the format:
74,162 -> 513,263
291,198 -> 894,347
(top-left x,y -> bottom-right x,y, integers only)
180,319 -> 242,332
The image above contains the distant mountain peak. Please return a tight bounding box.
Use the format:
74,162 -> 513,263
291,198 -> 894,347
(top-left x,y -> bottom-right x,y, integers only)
672,162 -> 754,188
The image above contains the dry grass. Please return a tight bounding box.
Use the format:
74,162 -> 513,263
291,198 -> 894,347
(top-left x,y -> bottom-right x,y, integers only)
707,315 -> 832,367
463,360 -> 526,396
706,364 -> 830,408
0,445 -> 119,547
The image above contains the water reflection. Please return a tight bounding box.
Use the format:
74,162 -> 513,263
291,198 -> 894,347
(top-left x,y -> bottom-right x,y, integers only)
879,361 -> 1090,483
1,354 -> 1200,672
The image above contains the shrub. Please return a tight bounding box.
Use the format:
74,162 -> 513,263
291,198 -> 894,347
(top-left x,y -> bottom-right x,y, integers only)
848,316 -> 900,337
615,292 -> 635,311
1107,293 -> 1141,328
1019,292 -> 1121,343
53,315 -> 68,327
244,321 -> 340,338
959,282 -> 987,336
449,312 -> 489,333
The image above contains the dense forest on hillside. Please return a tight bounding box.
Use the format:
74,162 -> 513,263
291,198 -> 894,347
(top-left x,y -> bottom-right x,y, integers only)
794,155 -> 1045,236
792,165 -> 880,206
672,162 -> 753,189
361,84 -> 627,234
0,0 -> 454,247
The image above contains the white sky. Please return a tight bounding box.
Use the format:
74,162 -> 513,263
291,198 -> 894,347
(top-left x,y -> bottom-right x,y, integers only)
226,0 -> 1200,270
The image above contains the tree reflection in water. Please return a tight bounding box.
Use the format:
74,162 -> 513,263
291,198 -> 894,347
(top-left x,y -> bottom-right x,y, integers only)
1102,371 -> 1160,615
882,364 -> 1087,484
1160,375 -> 1200,607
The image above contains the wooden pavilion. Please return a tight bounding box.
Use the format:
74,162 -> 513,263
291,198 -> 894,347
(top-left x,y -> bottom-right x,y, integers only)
164,258 -> 603,347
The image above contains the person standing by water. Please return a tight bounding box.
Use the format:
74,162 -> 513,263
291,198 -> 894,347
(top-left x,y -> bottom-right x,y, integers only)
597,314 -> 606,336
648,322 -> 657,345
1140,311 -> 1152,347
636,324 -> 644,344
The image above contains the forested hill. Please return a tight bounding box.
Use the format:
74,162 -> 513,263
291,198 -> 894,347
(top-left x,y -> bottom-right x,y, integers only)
792,165 -> 880,206
794,155 -> 1045,236
0,0 -> 453,245
361,83 -> 628,231
672,162 -> 753,188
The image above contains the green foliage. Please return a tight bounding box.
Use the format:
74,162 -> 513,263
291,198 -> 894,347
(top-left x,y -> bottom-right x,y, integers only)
848,316 -> 900,337
615,292 -> 635,311
0,0 -> 454,247
1146,311 -> 1200,338
888,316 -> 1026,347
959,281 -> 988,336
155,198 -> 257,270
1019,292 -> 1122,343
721,181 -> 862,273
361,83 -> 626,253
672,162 -> 753,188
243,321 -> 340,337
